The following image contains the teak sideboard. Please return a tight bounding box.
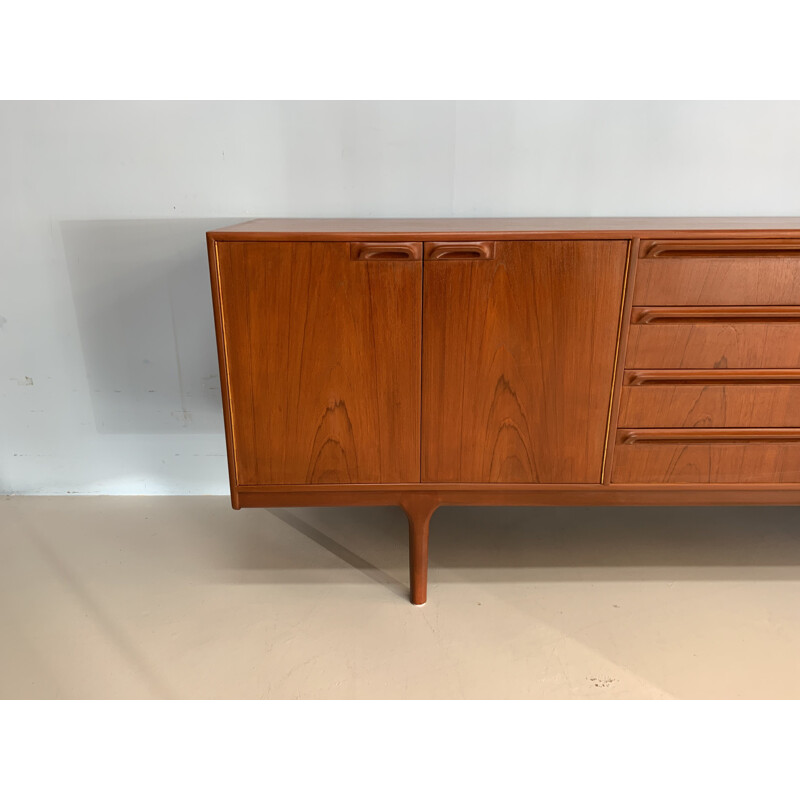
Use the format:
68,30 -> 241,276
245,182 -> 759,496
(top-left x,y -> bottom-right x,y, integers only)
208,218 -> 800,604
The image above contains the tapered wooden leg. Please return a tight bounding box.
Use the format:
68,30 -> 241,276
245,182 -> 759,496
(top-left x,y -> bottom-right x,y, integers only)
401,496 -> 438,605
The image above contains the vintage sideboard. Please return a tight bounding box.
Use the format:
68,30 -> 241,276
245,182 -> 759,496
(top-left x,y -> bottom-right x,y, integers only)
208,218 -> 800,604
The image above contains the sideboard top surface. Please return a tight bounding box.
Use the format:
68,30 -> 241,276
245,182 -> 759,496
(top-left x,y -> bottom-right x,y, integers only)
208,217 -> 800,241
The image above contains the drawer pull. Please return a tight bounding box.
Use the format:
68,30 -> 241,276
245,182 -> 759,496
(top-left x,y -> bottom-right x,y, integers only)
625,369 -> 800,386
618,428 -> 800,445
632,306 -> 800,324
641,239 -> 800,259
425,242 -> 495,260
351,242 -> 422,261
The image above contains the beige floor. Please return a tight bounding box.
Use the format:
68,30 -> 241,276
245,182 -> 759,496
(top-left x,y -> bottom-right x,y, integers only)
1,496 -> 799,699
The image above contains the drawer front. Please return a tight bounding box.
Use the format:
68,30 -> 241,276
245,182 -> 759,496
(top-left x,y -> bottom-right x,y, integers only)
626,322 -> 800,368
619,370 -> 800,427
612,429 -> 800,483
634,239 -> 800,305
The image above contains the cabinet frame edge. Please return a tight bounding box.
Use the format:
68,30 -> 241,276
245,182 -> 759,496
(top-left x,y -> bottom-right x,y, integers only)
207,234 -> 241,509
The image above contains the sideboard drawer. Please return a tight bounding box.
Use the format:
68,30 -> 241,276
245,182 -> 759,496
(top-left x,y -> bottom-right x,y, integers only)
619,375 -> 800,428
634,239 -> 800,305
626,322 -> 800,368
612,429 -> 800,483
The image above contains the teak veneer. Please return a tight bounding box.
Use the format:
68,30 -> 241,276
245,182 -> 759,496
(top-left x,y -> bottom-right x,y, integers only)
208,218 -> 800,604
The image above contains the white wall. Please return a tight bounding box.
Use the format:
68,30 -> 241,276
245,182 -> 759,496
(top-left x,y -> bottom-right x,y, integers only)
3,101 -> 800,494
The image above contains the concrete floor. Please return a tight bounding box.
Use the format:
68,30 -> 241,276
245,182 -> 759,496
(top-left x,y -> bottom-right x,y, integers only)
1,496 -> 799,699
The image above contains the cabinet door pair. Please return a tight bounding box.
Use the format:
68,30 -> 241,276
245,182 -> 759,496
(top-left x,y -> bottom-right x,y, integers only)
214,240 -> 629,486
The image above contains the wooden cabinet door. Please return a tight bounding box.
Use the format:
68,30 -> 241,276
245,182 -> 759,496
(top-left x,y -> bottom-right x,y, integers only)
214,241 -> 422,485
422,240 -> 628,483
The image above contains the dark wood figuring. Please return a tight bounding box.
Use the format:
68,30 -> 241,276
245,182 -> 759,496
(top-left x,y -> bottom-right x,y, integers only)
213,241 -> 421,486
421,240 -> 628,483
626,322 -> 800,369
207,220 -> 800,604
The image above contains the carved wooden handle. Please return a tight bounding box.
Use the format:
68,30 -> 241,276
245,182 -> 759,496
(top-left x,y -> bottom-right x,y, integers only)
625,369 -> 800,386
632,306 -> 800,324
350,242 -> 422,261
641,239 -> 800,259
425,242 -> 496,260
618,428 -> 800,445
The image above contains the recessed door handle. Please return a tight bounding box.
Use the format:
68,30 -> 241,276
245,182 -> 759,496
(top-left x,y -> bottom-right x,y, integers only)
618,428 -> 800,445
350,242 -> 422,261
425,242 -> 496,260
632,306 -> 800,324
641,239 -> 800,258
625,369 -> 800,386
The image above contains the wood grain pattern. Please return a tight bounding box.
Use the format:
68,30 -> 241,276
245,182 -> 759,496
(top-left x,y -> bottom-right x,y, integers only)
612,440 -> 800,483
626,323 -> 800,369
216,241 -> 421,485
633,256 -> 800,305
620,383 -> 800,428
422,240 -> 628,483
